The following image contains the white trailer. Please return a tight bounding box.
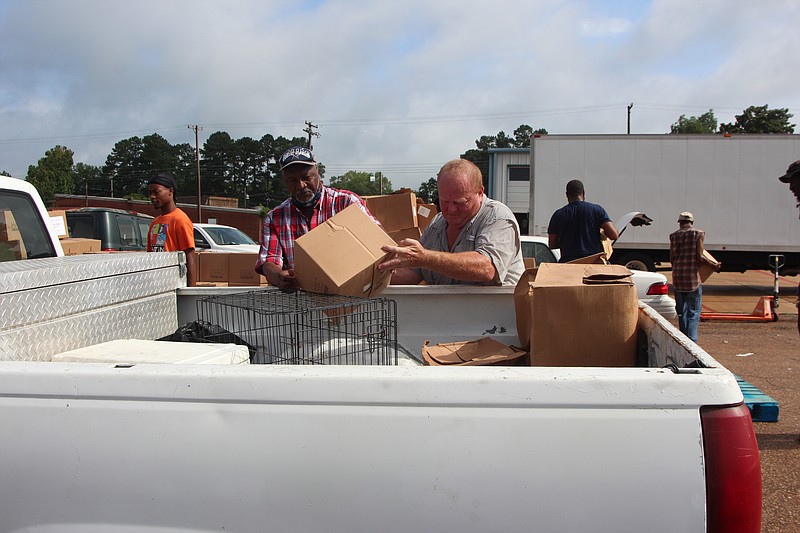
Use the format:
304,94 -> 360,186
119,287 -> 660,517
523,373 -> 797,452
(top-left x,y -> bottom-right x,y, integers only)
528,134 -> 800,274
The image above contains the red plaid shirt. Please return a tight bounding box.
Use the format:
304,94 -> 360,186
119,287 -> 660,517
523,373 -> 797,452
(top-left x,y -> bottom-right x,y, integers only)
669,226 -> 704,292
255,186 -> 377,273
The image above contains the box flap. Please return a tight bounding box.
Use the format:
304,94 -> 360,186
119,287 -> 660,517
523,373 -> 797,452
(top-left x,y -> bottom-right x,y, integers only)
422,337 -> 526,366
534,262 -> 633,287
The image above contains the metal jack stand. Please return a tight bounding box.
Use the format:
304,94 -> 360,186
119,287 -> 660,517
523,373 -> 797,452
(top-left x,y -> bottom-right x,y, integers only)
768,254 -> 785,316
700,255 -> 784,323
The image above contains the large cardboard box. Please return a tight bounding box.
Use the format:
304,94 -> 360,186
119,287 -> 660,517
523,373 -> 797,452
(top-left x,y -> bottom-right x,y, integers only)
365,192 -> 418,232
197,252 -> 229,282
294,204 -> 396,297
0,209 -> 21,241
48,210 -> 69,238
422,337 -> 527,366
60,237 -> 102,255
529,262 -> 638,367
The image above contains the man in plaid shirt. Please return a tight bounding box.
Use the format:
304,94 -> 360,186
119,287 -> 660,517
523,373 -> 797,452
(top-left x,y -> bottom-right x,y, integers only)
255,146 -> 379,291
669,212 -> 720,342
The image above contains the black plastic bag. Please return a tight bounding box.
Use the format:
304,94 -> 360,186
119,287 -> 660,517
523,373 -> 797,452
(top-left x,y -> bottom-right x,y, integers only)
158,320 -> 257,362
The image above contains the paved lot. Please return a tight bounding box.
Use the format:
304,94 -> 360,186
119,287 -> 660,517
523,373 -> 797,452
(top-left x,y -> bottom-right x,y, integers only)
662,271 -> 798,532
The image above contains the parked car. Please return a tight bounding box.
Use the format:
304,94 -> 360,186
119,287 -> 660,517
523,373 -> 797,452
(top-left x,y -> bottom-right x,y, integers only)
520,235 -> 678,319
194,223 -> 259,253
65,207 -> 153,252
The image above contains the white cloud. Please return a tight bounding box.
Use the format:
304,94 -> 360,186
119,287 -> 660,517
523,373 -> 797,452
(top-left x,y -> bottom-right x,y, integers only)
0,0 -> 799,189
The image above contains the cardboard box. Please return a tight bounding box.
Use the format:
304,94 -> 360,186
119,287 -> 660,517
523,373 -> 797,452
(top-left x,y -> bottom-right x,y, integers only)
416,203 -> 438,231
0,210 -> 21,241
699,250 -> 719,282
48,210 -> 69,238
365,192 -> 418,231
388,226 -> 421,244
59,238 -> 102,255
228,253 -> 261,285
197,252 -> 229,282
294,203 -> 396,297
422,337 -> 527,366
513,268 -> 538,350
528,263 -> 638,367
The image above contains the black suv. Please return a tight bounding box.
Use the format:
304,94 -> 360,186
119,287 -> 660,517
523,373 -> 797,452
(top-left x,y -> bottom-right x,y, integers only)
66,208 -> 154,251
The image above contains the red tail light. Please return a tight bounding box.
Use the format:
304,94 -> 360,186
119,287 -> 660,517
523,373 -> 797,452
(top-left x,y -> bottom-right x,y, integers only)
102,247 -> 119,252
701,404 -> 762,532
646,281 -> 669,295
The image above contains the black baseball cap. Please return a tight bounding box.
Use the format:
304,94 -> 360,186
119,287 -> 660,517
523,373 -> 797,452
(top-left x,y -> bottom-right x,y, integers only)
778,160 -> 800,183
279,146 -> 317,171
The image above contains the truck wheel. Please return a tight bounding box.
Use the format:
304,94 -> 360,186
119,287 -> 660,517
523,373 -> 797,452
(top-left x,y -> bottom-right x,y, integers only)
618,253 -> 655,272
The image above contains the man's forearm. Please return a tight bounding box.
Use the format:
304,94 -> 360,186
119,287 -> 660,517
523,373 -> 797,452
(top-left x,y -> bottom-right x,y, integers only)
418,250 -> 497,283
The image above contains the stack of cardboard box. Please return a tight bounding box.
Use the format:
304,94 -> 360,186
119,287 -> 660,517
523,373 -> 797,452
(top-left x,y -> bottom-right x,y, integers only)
47,209 -> 102,255
364,191 -> 438,244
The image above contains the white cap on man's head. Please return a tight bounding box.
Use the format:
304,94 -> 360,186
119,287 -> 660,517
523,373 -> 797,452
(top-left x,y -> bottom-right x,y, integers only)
678,212 -> 694,223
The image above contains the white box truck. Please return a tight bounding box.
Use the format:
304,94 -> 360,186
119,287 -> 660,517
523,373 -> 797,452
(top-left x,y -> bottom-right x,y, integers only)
529,134 -> 800,274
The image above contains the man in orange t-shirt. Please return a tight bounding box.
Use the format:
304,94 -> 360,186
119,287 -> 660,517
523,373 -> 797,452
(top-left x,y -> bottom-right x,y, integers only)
147,173 -> 197,286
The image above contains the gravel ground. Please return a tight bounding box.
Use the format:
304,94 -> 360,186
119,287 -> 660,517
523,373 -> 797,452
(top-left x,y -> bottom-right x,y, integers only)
686,311 -> 799,532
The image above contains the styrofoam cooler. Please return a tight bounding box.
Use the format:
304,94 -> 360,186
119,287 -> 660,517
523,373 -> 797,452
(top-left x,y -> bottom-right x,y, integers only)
50,339 -> 250,365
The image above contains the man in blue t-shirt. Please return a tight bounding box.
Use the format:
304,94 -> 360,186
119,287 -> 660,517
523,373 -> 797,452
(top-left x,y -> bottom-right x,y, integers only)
547,179 -> 619,263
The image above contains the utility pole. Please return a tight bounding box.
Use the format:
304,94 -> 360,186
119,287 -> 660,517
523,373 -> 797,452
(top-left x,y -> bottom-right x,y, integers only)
627,103 -> 634,134
303,120 -> 321,150
188,124 -> 204,222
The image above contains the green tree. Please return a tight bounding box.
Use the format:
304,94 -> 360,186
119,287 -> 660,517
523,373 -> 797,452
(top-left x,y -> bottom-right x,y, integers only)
71,163 -> 103,196
102,134 -> 179,198
201,131 -> 236,200
416,177 -> 439,205
719,105 -> 795,134
26,145 -> 75,207
670,110 -> 718,134
1,171 -> 11,177
329,171 -> 392,196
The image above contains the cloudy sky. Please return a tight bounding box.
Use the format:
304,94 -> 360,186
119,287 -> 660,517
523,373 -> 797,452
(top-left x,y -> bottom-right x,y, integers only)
1,0 -> 799,190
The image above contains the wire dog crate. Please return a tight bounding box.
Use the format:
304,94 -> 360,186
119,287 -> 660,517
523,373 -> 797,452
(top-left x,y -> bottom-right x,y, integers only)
196,288 -> 398,365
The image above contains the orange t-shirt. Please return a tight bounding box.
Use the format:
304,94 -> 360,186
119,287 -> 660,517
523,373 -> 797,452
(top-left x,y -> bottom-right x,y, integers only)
147,209 -> 195,252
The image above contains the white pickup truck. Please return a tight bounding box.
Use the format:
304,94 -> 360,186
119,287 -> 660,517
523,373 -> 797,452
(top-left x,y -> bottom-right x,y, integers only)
0,175 -> 761,533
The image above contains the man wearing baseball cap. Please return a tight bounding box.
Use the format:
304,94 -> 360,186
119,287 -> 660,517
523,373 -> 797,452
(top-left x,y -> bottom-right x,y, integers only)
255,146 -> 379,290
778,160 -> 800,334
669,211 -> 720,342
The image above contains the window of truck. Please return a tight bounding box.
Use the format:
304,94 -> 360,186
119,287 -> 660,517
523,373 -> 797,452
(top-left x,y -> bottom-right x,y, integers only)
0,190 -> 59,261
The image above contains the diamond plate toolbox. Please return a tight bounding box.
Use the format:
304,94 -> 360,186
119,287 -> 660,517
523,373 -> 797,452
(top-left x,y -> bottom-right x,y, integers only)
0,253 -> 185,361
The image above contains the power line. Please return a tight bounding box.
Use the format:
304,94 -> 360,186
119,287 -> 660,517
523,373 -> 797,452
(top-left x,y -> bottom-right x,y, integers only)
6,102 -> 779,146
